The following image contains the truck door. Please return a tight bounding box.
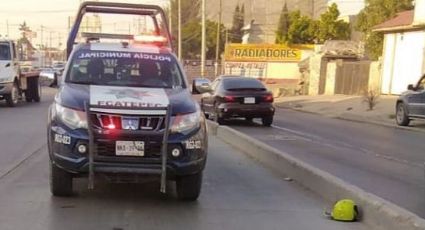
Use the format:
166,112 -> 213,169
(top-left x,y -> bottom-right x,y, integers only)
416,76 -> 425,116
408,76 -> 425,116
11,42 -> 19,76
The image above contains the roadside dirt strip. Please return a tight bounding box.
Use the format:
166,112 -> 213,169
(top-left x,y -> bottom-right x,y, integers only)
207,121 -> 425,230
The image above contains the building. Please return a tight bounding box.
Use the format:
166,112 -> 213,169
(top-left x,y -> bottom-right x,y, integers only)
374,2 -> 425,95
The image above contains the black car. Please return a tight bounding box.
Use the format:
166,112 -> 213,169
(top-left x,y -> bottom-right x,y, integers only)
396,74 -> 425,126
194,76 -> 275,126
47,2 -> 207,201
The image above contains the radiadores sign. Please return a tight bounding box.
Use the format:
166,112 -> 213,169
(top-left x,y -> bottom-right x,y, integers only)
224,44 -> 313,62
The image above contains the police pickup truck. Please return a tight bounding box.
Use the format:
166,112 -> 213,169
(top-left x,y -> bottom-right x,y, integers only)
47,2 -> 208,201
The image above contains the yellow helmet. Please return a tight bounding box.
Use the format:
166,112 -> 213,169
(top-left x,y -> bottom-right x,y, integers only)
327,199 -> 359,222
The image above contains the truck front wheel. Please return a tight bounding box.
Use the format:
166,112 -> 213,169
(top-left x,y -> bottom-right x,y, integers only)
5,82 -> 19,107
176,172 -> 203,201
49,161 -> 73,196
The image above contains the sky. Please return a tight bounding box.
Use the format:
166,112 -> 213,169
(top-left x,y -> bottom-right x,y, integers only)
0,0 -> 169,47
329,0 -> 365,17
0,0 -> 365,48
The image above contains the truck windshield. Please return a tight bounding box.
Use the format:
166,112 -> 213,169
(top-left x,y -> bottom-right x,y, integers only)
66,50 -> 185,88
0,43 -> 11,61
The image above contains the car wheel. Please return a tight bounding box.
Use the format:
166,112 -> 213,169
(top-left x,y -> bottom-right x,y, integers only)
5,82 -> 19,107
213,107 -> 224,125
49,161 -> 73,196
396,102 -> 410,126
262,116 -> 273,127
176,172 -> 203,201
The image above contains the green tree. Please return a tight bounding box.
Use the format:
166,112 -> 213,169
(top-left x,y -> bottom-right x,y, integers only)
286,11 -> 316,44
181,20 -> 226,59
230,4 -> 245,43
356,0 -> 413,60
168,0 -> 201,38
315,3 -> 350,43
275,2 -> 290,44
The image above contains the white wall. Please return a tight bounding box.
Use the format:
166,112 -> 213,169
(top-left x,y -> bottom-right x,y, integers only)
381,31 -> 425,94
414,0 -> 425,25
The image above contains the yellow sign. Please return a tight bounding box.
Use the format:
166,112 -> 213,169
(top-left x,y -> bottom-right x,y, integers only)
224,44 -> 312,62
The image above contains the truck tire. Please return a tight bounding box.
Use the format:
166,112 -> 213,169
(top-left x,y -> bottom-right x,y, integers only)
49,161 -> 73,196
27,77 -> 41,102
5,82 -> 19,107
176,172 -> 203,201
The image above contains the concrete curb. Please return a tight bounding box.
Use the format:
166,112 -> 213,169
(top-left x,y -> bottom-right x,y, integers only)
207,121 -> 425,230
337,113 -> 425,133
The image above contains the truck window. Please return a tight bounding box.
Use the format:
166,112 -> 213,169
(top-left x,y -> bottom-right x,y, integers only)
66,51 -> 185,89
0,43 -> 11,61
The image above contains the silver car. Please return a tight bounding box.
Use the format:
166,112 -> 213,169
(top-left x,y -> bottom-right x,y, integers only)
396,74 -> 425,126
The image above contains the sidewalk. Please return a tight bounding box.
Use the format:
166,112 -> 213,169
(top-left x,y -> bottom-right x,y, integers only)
274,95 -> 425,131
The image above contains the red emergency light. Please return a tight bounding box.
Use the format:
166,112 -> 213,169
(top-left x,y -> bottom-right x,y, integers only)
134,35 -> 168,45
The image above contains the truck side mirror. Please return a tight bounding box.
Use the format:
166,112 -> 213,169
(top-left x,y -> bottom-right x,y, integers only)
407,84 -> 415,91
192,78 -> 211,94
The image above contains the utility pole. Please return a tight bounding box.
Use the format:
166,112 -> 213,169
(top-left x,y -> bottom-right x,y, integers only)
168,2 -> 172,34
40,25 -> 44,49
49,31 -> 53,49
201,0 -> 206,77
6,20 -> 9,37
214,0 -> 222,76
225,29 -> 228,45
178,0 -> 182,61
40,25 -> 44,67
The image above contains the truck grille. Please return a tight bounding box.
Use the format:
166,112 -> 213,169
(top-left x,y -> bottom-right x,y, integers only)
95,140 -> 162,158
91,113 -> 165,131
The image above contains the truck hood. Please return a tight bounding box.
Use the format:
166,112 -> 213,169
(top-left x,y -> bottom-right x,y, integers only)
55,83 -> 198,115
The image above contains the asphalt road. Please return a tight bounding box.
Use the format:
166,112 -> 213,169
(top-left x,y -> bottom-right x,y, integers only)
230,109 -> 425,218
0,88 -> 364,230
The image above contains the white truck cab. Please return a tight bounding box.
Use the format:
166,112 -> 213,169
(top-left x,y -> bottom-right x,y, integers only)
0,39 -> 41,107
0,40 -> 20,105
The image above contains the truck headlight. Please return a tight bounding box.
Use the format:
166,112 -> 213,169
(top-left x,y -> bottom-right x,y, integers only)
53,103 -> 88,130
170,111 -> 201,135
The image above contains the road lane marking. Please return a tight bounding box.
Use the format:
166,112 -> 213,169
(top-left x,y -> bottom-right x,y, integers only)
0,144 -> 46,181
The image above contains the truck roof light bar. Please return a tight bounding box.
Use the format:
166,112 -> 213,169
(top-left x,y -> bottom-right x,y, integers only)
67,1 -> 172,58
81,32 -> 134,41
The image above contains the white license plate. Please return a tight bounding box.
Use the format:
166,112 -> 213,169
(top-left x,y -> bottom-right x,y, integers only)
116,141 -> 145,156
244,97 -> 255,104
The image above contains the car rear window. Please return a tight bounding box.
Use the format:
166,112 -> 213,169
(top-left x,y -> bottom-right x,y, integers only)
223,78 -> 266,91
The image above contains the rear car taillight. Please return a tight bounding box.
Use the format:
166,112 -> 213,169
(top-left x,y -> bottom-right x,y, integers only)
263,94 -> 274,103
224,96 -> 236,103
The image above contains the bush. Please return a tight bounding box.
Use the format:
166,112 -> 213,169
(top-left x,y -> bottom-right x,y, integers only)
363,89 -> 380,111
